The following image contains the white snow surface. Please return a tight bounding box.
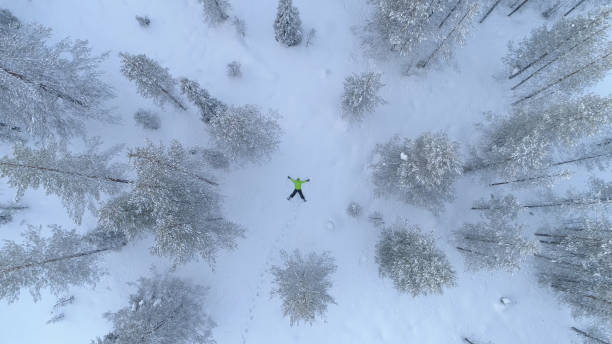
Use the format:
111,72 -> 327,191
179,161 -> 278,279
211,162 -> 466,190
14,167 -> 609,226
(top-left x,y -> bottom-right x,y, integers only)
0,1 -> 609,343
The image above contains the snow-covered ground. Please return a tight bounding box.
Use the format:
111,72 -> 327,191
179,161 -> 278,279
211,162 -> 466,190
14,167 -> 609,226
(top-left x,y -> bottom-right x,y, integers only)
0,1 -> 608,343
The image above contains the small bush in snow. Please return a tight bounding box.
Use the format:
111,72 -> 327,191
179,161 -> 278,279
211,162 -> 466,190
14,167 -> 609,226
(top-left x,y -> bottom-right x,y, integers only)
346,201 -> 362,217
271,250 -> 337,326
227,61 -> 242,78
208,105 -> 282,163
133,109 -> 161,130
305,28 -> 316,47
341,72 -> 385,122
232,16 -> 246,38
135,15 -> 150,27
274,0 -> 303,46
368,211 -> 385,227
200,0 -> 230,26
372,132 -> 463,213
375,220 -> 456,296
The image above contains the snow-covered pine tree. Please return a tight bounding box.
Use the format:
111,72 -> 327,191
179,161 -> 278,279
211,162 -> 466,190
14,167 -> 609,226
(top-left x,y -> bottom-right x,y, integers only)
375,220 -> 456,295
226,61 -> 242,78
119,53 -> 186,111
200,0 -> 230,26
364,0 -> 478,68
0,23 -> 114,143
504,9 -> 612,106
0,141 -> 127,223
271,250 -> 337,326
454,220 -> 537,272
467,95 -> 612,184
94,274 -> 215,344
341,72 -> 385,121
98,141 -> 244,265
134,109 -> 161,130
372,132 -> 463,213
346,201 -> 362,217
208,105 -> 282,163
274,0 -> 303,47
179,78 -> 227,123
472,178 -> 612,213
0,8 -> 20,30
535,217 -> 612,321
0,225 -> 126,303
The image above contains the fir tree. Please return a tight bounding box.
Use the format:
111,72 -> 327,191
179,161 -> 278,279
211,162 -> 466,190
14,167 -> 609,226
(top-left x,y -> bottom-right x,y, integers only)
208,105 -> 282,163
94,273 -> 215,344
0,23 -> 114,142
375,220 -> 456,295
271,250 -> 337,326
119,53 -> 186,111
274,0 -> 303,46
179,78 -> 227,123
0,141 -> 127,223
0,225 -> 126,303
372,132 -> 463,213
535,217 -> 612,321
341,72 -> 385,121
98,141 -> 244,265
200,0 -> 230,26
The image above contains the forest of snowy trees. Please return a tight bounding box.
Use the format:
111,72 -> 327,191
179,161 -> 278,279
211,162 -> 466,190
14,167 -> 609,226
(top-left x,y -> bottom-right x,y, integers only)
0,0 -> 611,343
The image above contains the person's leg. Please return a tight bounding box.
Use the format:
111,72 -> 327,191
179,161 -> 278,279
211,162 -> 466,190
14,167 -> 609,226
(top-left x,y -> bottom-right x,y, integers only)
288,189 -> 298,199
298,190 -> 305,201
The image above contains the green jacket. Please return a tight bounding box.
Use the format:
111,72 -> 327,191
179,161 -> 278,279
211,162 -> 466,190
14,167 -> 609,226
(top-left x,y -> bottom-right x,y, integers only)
289,177 -> 309,190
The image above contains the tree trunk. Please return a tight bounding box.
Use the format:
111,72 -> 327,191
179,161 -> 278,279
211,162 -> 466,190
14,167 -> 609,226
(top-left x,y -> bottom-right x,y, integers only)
507,0 -> 529,17
489,172 -> 570,187
0,246 -> 120,275
512,50 -> 612,106
479,0 -> 502,24
419,6 -> 474,69
0,65 -> 88,108
160,87 -> 187,111
564,0 -> 587,17
570,327 -> 610,344
0,161 -> 133,184
127,152 -> 218,186
472,197 -> 612,210
509,53 -> 547,79
439,0 -> 461,28
511,26 -> 609,90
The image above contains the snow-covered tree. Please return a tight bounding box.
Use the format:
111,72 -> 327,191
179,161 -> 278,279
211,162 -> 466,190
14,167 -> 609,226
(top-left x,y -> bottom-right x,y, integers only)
0,202 -> 27,226
504,10 -> 612,106
375,220 -> 456,295
200,0 -> 230,26
208,105 -> 282,163
0,9 -> 20,30
94,274 -> 215,344
346,201 -> 362,217
232,16 -> 246,38
134,109 -> 161,130
119,53 -> 186,111
364,0 -> 478,67
454,220 -> 537,272
467,95 -> 612,184
226,61 -> 242,78
0,23 -> 114,143
341,72 -> 385,121
571,324 -> 611,344
179,78 -> 227,123
372,132 -> 463,213
98,141 -> 244,265
472,178 -> 612,213
274,0 -> 303,47
271,250 -> 337,326
0,225 -> 126,303
0,141 -> 127,223
135,15 -> 151,27
535,217 -> 611,321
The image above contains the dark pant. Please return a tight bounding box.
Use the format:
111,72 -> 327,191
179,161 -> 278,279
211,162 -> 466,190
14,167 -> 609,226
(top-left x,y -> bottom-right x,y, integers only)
288,189 -> 305,200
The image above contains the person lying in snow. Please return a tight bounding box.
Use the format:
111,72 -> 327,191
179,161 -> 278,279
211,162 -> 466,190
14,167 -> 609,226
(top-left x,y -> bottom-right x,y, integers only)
287,176 -> 310,202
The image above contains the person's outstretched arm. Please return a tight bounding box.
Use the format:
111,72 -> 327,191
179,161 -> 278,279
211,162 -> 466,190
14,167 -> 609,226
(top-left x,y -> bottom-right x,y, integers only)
305,178 -> 310,182
288,176 -> 294,182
